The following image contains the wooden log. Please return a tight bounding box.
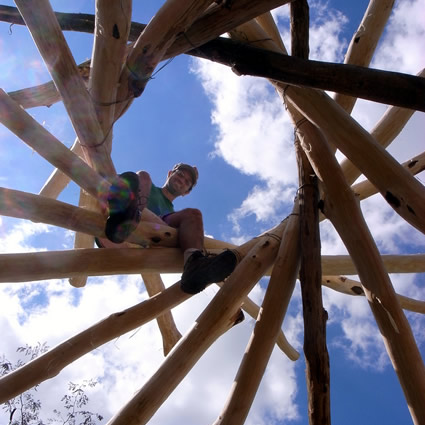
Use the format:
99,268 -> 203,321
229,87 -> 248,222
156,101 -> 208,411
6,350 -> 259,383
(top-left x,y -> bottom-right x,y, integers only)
352,151 -> 425,201
121,0 -> 212,99
334,0 -> 395,113
105,221 -> 285,425
39,141 -> 84,198
321,254 -> 425,275
15,0 -> 116,178
295,118 -> 425,425
322,276 -> 425,314
340,69 -> 424,186
1,243 -> 424,283
255,12 -> 286,53
283,87 -> 425,235
7,60 -> 91,109
193,37 -> 425,112
0,90 -> 108,199
290,6 -> 331,423
0,225 -> 291,405
213,204 -> 300,425
0,280 -> 191,404
162,0 -> 293,59
69,189 -> 97,288
0,187 -> 178,248
71,0 -> 133,285
89,0 -> 131,144
3,0 -> 292,112
216,280 -> 300,360
296,141 -> 331,425
0,1 -> 293,60
141,273 -> 182,356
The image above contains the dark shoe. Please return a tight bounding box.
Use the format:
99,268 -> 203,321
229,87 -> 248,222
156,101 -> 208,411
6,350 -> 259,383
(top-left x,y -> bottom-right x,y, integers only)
180,250 -> 237,294
105,172 -> 142,243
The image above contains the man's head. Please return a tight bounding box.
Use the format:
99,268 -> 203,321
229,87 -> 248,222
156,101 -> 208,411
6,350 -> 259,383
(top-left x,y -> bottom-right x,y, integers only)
165,163 -> 198,196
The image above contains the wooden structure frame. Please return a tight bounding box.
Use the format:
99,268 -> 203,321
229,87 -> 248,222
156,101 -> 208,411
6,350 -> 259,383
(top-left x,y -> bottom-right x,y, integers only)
0,1 -> 424,424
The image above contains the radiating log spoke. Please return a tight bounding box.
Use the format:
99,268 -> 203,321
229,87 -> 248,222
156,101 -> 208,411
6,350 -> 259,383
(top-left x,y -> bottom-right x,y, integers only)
0,2 -> 424,425
15,0 -> 116,177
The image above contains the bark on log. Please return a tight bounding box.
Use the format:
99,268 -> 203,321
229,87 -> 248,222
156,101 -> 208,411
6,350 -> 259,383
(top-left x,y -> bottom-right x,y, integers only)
192,38 -> 425,112
295,117 -> 425,425
284,87 -> 425,235
290,5 -> 331,424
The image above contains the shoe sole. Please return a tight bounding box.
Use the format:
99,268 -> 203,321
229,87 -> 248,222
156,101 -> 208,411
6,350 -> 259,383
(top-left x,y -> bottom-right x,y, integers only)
181,250 -> 237,294
105,172 -> 141,243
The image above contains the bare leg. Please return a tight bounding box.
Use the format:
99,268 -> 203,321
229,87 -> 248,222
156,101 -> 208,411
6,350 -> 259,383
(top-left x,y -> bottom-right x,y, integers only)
163,208 -> 204,254
164,209 -> 237,294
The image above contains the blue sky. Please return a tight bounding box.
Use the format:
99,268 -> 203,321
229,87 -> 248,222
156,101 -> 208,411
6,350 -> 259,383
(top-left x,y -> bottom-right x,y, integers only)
0,1 -> 424,424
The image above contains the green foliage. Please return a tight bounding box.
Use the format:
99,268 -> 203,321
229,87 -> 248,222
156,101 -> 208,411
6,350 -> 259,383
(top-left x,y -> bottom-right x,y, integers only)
1,343 -> 103,425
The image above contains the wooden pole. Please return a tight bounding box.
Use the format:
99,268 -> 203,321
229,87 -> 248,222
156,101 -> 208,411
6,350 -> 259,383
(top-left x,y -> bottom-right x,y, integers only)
0,281 -> 191,403
15,0 -> 116,178
284,86 -> 425,235
0,187 -> 178,248
1,247 -> 423,283
0,90 -> 109,199
192,38 -> 425,112
213,204 -> 301,425
216,280 -> 300,360
290,4 -> 331,422
71,0 -> 133,287
295,117 -> 425,425
322,276 -> 425,314
334,0 -> 395,113
7,60 -> 91,109
141,273 -> 182,356
106,221 -> 286,425
39,141 -> 85,199
340,69 -> 424,186
352,150 -> 425,201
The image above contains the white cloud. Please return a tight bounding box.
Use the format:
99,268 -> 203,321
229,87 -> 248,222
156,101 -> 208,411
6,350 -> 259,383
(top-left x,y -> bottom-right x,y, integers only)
191,60 -> 297,186
0,222 -> 301,424
0,219 -> 51,253
1,1 -> 424,424
373,0 -> 425,74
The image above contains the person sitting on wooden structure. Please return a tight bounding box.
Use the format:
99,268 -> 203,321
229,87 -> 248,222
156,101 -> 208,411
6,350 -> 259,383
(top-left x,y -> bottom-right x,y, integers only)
98,163 -> 237,294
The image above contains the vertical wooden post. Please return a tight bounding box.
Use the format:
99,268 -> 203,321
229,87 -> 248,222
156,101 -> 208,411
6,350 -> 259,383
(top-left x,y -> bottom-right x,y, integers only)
291,2 -> 331,424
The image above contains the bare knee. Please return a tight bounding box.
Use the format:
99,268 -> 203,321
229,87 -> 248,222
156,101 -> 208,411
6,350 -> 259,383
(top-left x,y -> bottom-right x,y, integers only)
181,208 -> 203,223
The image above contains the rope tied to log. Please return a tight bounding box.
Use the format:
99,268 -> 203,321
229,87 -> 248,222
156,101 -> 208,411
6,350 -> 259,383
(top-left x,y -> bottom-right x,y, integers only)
126,58 -> 175,98
297,183 -> 318,194
280,84 -> 291,110
77,121 -> 113,149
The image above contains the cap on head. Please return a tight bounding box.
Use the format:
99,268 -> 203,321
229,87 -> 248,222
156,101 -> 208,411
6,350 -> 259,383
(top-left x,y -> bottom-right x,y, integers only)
172,163 -> 198,190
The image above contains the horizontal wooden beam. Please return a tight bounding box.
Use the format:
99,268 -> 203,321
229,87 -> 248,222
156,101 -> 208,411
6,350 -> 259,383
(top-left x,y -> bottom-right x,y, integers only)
3,6 -> 423,112
193,38 -> 425,112
0,248 -> 423,283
